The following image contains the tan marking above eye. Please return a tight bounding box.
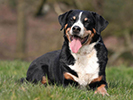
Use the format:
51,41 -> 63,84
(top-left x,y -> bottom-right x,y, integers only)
73,16 -> 76,20
84,18 -> 88,21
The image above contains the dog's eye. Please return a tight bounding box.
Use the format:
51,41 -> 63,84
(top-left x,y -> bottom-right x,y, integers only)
84,20 -> 90,26
84,20 -> 89,24
70,18 -> 76,23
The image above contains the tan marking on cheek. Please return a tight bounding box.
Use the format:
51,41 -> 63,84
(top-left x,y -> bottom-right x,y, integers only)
65,26 -> 71,42
83,28 -> 91,38
85,28 -> 97,45
66,33 -> 71,42
64,24 -> 71,42
93,28 -> 96,34
64,72 -> 75,81
65,24 -> 68,29
41,76 -> 49,84
87,33 -> 94,44
85,30 -> 92,35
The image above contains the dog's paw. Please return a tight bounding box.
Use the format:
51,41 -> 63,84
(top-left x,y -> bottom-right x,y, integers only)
94,84 -> 109,96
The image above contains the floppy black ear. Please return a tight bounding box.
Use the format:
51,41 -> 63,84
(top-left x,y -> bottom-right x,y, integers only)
91,12 -> 109,34
58,10 -> 73,31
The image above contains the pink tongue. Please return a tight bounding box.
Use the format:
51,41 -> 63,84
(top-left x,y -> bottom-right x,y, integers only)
70,38 -> 82,53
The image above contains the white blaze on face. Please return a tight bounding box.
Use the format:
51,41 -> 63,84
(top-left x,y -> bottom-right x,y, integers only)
69,12 -> 84,37
69,12 -> 86,53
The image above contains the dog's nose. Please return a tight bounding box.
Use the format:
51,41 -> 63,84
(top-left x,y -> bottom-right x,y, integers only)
72,26 -> 81,33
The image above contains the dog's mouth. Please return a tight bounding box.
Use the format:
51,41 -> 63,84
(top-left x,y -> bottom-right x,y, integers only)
70,35 -> 89,45
69,34 -> 90,53
65,27 -> 96,54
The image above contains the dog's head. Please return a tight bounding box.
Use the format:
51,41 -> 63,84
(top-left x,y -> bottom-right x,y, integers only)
58,10 -> 108,53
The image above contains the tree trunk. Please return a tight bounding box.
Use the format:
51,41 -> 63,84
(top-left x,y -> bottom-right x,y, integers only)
16,0 -> 27,60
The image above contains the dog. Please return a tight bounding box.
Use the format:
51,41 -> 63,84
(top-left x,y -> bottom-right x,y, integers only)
24,10 -> 109,96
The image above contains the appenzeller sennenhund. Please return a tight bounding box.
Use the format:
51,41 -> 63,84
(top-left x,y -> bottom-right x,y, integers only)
24,10 -> 109,96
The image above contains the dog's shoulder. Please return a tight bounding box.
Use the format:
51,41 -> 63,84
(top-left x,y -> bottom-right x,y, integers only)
94,38 -> 108,62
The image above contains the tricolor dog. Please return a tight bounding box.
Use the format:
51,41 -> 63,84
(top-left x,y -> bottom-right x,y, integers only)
23,10 -> 109,96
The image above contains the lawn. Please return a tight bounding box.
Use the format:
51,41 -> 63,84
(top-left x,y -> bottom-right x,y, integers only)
0,60 -> 133,100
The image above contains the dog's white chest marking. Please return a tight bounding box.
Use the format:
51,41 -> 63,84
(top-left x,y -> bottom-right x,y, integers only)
68,43 -> 99,86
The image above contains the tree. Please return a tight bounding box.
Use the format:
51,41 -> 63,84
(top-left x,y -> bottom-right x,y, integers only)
16,0 -> 27,60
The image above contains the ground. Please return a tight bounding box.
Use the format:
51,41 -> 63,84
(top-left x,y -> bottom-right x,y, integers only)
0,60 -> 133,100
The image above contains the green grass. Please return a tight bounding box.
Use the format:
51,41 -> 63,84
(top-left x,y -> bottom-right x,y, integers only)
0,60 -> 133,100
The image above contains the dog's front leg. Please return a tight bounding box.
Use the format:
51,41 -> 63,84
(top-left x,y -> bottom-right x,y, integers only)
90,76 -> 109,96
94,84 -> 109,96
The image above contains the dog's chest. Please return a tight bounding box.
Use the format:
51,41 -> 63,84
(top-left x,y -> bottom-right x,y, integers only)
68,45 -> 99,86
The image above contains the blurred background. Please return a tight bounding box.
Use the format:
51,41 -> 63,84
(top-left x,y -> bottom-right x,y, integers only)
0,0 -> 133,66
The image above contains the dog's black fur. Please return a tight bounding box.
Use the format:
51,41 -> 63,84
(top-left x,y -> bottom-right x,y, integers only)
22,10 -> 109,95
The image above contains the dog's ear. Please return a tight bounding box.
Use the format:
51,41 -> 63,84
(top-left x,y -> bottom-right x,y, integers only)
91,12 -> 109,34
58,10 -> 73,31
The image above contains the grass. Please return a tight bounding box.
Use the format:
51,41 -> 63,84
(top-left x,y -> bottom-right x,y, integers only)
0,60 -> 133,100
